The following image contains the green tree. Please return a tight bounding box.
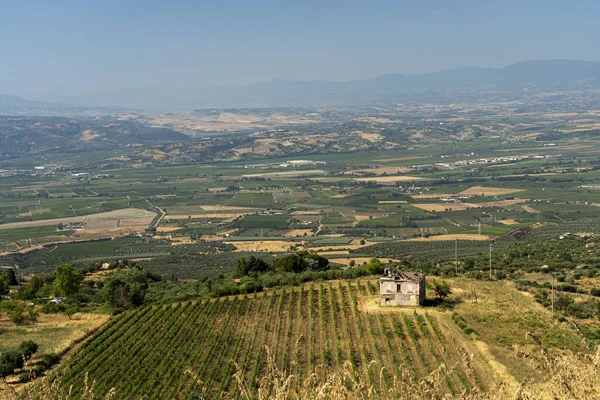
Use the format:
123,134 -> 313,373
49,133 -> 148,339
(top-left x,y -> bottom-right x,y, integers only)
103,268 -> 149,308
19,341 -> 39,361
53,265 -> 83,297
274,254 -> 305,273
1,300 -> 26,326
431,279 -> 452,300
0,275 -> 9,298
0,350 -> 24,378
5,268 -> 18,286
17,276 -> 45,300
27,305 -> 39,325
302,253 -> 330,271
365,258 -> 385,275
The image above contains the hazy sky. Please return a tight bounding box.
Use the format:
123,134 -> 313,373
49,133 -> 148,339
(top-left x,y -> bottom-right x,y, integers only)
1,0 -> 599,98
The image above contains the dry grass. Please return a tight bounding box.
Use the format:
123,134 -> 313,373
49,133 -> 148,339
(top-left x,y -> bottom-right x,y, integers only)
156,226 -> 183,233
459,187 -> 525,196
225,241 -> 303,252
0,312 -> 109,355
15,348 -> 600,400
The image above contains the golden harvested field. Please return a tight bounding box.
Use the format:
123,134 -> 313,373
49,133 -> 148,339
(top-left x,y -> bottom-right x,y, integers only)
498,219 -> 519,225
0,208 -> 156,230
522,205 -> 540,213
353,175 -> 429,183
225,240 -> 303,252
479,199 -> 526,208
351,212 -> 394,222
156,226 -> 183,233
377,200 -> 408,204
459,186 -> 526,196
329,193 -> 353,198
281,229 -> 314,237
413,203 -> 479,212
408,234 -> 495,241
318,250 -> 350,255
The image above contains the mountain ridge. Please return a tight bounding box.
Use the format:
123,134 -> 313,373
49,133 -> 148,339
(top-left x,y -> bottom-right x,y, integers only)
3,59 -> 600,113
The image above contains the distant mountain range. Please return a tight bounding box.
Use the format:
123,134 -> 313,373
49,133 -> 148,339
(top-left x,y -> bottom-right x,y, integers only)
2,59 -> 600,113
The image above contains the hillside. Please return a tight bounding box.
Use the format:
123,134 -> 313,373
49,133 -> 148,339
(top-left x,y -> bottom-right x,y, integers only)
0,116 -> 190,157
22,279 -> 587,399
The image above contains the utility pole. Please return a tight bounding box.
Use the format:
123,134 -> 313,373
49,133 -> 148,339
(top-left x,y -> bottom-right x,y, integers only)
455,237 -> 458,277
552,273 -> 555,317
489,242 -> 493,279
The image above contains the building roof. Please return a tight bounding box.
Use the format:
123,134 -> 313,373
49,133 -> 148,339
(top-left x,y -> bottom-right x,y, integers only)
380,269 -> 425,282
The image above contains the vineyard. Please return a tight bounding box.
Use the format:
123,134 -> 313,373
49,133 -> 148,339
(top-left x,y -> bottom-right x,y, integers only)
49,280 -> 493,399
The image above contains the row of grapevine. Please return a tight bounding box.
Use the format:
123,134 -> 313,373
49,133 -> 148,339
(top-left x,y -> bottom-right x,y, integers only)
51,280 -> 490,398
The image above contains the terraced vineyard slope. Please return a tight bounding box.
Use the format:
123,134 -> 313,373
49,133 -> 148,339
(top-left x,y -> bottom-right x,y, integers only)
49,280 -> 494,399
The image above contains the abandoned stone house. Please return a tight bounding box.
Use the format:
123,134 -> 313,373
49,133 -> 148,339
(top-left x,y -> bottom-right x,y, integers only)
380,268 -> 426,306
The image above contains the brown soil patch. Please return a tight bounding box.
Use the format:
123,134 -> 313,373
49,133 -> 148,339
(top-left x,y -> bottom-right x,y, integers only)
293,192 -> 312,199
